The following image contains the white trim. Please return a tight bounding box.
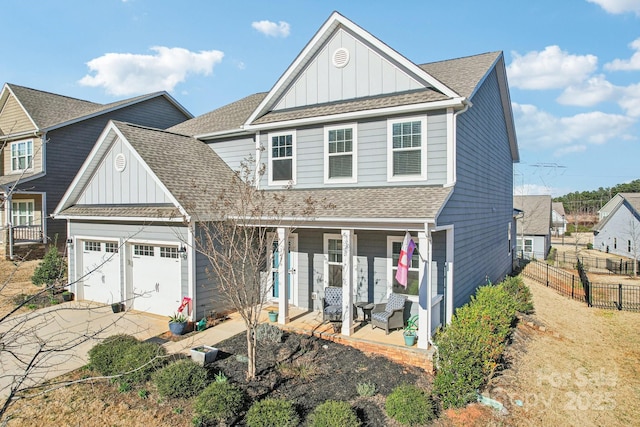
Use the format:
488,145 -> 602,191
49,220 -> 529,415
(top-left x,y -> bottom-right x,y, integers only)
10,198 -> 35,226
267,130 -> 297,186
387,116 -> 427,182
53,214 -> 184,222
9,139 -> 34,173
386,234 -> 420,303
341,228 -> 355,336
187,222 -> 196,318
323,123 -> 358,184
446,108 -> 455,185
323,233 -> 344,288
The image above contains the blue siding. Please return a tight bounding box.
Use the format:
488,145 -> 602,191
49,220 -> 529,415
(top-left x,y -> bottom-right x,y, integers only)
438,68 -> 514,308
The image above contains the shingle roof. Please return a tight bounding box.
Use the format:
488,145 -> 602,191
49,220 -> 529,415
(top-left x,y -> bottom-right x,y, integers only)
593,193 -> 640,232
514,195 -> 552,236
5,84 -> 183,132
618,193 -> 640,213
552,202 -> 566,217
60,205 -> 181,219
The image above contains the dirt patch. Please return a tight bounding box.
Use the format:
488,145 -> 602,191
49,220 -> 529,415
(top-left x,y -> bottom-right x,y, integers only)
487,277 -> 640,426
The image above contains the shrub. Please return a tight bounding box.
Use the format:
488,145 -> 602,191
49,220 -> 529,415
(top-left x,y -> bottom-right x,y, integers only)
245,398 -> 299,427
154,359 -> 208,398
88,334 -> 140,376
307,400 -> 360,427
256,322 -> 283,343
277,359 -> 318,380
356,381 -> 377,397
385,384 -> 434,426
587,242 -> 593,250
193,382 -> 244,426
433,281 -> 519,408
500,275 -> 534,314
118,342 -> 167,384
32,245 -> 66,286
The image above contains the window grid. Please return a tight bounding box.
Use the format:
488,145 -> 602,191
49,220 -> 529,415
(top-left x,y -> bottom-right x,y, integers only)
11,140 -> 33,171
160,246 -> 179,259
390,120 -> 422,177
271,134 -> 294,182
134,245 -> 154,256
11,201 -> 34,226
105,242 -> 119,253
84,241 -> 101,252
327,128 -> 353,179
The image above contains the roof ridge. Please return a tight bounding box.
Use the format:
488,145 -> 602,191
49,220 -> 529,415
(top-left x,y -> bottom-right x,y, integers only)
113,120 -> 196,139
418,51 -> 501,67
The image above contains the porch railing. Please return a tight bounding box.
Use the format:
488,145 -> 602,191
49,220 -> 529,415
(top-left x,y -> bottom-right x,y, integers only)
12,225 -> 43,242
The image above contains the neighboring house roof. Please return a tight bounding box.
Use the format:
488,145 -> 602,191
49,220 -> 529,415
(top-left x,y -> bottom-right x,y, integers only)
552,202 -> 566,218
514,195 -> 552,236
593,193 -> 640,232
1,83 -> 192,135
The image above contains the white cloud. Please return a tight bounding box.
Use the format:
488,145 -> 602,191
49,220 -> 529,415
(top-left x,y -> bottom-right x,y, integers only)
79,46 -> 224,96
605,37 -> 640,71
618,82 -> 640,116
512,102 -> 636,155
587,0 -> 640,15
557,74 -> 620,106
507,46 -> 598,90
251,20 -> 291,38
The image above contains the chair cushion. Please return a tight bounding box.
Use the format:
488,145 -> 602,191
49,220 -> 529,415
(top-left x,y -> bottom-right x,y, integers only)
385,293 -> 407,313
324,305 -> 342,315
372,311 -> 391,323
324,287 -> 342,306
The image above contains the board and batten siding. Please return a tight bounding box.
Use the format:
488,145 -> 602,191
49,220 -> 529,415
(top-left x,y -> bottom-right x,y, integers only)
24,96 -> 189,245
67,221 -> 189,299
593,203 -> 639,258
438,68 -> 514,309
274,28 -> 423,111
256,112 -> 448,189
76,137 -> 171,205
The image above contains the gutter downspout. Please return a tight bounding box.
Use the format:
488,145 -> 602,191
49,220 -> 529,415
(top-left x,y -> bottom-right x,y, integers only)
447,100 -> 471,187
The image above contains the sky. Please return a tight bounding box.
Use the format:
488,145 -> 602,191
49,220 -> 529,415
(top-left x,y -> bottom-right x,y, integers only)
2,0 -> 640,197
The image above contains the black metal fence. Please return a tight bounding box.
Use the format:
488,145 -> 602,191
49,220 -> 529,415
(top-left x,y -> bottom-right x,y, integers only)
605,258 -> 640,275
520,258 -> 640,312
553,252 -> 610,272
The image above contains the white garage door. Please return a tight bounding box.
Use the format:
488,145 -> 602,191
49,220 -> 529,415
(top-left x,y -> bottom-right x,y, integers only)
80,240 -> 121,305
131,244 -> 181,316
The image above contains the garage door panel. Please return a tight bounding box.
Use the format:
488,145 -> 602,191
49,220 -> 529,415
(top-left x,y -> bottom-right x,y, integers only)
81,240 -> 121,305
131,244 -> 180,316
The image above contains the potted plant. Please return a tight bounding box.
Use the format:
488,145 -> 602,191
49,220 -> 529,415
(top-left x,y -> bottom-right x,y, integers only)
403,315 -> 418,347
62,290 -> 74,302
268,310 -> 278,322
190,345 -> 218,366
111,302 -> 124,313
169,312 -> 189,336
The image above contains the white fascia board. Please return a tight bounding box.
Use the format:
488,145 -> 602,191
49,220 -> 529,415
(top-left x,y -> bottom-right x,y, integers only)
52,214 -> 185,222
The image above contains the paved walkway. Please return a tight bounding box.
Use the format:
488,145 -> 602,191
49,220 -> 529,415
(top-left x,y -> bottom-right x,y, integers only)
0,302 -> 247,398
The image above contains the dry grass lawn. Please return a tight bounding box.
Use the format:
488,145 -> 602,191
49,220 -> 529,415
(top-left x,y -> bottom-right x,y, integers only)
0,259 -> 42,315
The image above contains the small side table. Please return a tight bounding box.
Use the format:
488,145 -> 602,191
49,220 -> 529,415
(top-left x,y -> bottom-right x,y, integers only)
356,302 -> 375,323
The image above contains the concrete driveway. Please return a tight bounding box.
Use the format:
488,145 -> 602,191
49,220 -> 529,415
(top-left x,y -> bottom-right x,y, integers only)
0,301 -> 167,399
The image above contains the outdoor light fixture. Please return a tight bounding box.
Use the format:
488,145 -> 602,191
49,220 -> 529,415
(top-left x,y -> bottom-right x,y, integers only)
66,238 -> 73,245
178,245 -> 187,259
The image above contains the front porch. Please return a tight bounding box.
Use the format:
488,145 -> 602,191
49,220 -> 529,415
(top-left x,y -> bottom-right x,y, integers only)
1,191 -> 47,259
261,305 -> 435,372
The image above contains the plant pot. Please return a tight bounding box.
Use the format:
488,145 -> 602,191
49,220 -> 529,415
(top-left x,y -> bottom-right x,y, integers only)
62,292 -> 74,302
190,345 -> 218,366
403,332 -> 417,347
268,311 -> 278,322
111,302 -> 124,313
169,321 -> 188,336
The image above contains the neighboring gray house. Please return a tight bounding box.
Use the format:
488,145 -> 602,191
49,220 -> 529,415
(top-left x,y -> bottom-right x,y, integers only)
552,202 -> 567,236
593,193 -> 640,258
514,195 -> 552,259
0,83 -> 192,259
54,12 -> 519,348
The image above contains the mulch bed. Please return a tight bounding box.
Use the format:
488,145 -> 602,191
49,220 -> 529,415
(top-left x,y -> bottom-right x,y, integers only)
208,330 -> 433,426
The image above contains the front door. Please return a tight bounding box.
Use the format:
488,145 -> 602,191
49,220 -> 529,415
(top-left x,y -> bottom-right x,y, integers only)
271,234 -> 297,304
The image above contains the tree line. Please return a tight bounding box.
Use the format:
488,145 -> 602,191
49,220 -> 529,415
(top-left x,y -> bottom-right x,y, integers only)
553,179 -> 640,214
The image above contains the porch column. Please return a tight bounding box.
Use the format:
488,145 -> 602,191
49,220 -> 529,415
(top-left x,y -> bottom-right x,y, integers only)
418,226 -> 432,349
277,227 -> 289,324
445,227 -> 454,324
341,228 -> 355,336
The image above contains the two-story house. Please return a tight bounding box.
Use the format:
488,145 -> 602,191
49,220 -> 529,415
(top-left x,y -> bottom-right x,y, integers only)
53,12 -> 518,349
0,84 -> 192,259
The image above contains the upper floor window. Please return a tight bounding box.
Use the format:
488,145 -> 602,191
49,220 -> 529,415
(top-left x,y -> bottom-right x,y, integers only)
324,124 -> 357,183
387,117 -> 426,181
11,140 -> 33,172
268,131 -> 296,184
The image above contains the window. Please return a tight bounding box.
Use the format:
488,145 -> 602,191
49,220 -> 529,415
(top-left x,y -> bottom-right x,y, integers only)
629,240 -> 632,253
269,132 -> 295,184
134,245 -> 154,256
11,200 -> 34,226
324,234 -> 343,287
160,246 -> 179,259
11,140 -> 33,172
387,117 -> 426,181
614,238 -> 617,249
84,241 -> 101,252
508,223 -> 512,255
105,242 -> 119,253
388,236 -> 420,296
524,239 -> 533,255
324,124 -> 356,183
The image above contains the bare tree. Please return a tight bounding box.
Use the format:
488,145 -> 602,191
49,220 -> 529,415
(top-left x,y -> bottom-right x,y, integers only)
195,157 -> 322,380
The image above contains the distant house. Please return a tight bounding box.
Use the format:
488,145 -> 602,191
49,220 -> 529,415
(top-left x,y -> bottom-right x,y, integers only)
514,195 -> 552,259
551,202 -> 567,236
54,12 -> 519,348
593,193 -> 640,258
0,84 -> 192,259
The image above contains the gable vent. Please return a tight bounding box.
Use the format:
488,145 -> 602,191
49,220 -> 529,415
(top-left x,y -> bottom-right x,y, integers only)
332,48 -> 350,68
114,153 -> 127,172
